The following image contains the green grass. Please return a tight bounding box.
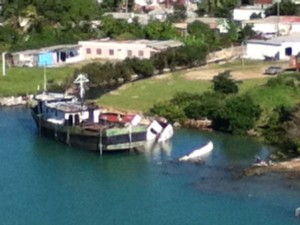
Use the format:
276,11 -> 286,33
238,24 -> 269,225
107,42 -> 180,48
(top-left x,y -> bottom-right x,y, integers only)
96,72 -> 211,112
239,78 -> 268,93
248,84 -> 300,110
0,66 -> 74,96
1,62 -> 299,115
96,73 -> 271,112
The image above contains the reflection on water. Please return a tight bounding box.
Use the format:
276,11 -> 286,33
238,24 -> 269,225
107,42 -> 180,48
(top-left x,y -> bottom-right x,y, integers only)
144,139 -> 173,161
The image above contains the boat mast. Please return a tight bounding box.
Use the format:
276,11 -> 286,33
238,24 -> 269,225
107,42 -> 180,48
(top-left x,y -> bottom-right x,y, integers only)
73,73 -> 89,101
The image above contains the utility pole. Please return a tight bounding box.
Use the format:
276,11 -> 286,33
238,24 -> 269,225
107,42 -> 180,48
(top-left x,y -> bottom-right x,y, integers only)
276,0 -> 280,36
2,51 -> 6,76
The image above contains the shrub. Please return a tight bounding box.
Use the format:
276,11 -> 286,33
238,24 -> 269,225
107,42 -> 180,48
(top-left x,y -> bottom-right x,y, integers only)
212,95 -> 261,134
183,92 -> 225,119
148,101 -> 186,123
212,70 -> 239,94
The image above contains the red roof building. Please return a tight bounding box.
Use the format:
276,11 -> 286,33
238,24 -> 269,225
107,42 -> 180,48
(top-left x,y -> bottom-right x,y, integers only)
254,0 -> 273,4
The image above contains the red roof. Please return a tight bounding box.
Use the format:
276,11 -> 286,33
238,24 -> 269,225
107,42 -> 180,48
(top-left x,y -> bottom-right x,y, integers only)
254,0 -> 272,4
281,16 -> 300,23
99,113 -> 135,124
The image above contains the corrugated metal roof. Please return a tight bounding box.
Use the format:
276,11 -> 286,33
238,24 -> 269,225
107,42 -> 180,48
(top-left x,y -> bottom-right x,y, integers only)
146,40 -> 183,50
12,44 -> 81,55
247,33 -> 300,45
79,39 -> 183,49
245,16 -> 300,24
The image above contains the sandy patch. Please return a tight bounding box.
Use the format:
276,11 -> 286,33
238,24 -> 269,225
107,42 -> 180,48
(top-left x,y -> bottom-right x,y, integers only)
184,66 -> 269,81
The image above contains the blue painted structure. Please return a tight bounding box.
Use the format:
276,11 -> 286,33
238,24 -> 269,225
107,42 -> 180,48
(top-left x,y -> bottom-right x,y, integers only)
38,52 -> 53,67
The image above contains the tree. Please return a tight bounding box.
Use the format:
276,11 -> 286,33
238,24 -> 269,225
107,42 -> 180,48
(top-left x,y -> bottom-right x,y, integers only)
148,101 -> 186,123
212,70 -> 239,94
265,0 -> 300,17
187,21 -> 217,49
183,92 -> 225,120
151,52 -> 166,74
239,24 -> 255,42
175,45 -> 208,68
145,20 -> 176,40
226,20 -> 239,44
167,3 -> 187,22
212,95 -> 261,134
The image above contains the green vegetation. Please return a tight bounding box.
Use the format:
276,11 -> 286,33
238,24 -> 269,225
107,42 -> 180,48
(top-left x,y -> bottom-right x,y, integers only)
96,73 -> 211,112
0,66 -> 73,96
212,70 -> 239,94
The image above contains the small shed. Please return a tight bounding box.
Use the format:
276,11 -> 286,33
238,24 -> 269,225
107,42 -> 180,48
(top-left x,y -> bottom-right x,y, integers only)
246,33 -> 300,60
12,44 -> 81,67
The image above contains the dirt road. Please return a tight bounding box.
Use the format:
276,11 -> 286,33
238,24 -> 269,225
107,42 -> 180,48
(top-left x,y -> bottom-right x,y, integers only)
183,62 -> 289,80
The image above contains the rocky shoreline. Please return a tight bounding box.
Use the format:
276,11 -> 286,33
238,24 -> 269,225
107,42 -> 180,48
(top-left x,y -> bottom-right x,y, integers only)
244,158 -> 300,178
0,95 -> 32,107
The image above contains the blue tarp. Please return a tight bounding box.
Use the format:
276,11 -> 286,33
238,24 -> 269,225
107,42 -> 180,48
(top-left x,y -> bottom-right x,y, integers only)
38,52 -> 53,67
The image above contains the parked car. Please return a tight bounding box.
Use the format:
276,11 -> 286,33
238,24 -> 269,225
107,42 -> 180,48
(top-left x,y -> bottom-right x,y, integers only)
264,66 -> 282,75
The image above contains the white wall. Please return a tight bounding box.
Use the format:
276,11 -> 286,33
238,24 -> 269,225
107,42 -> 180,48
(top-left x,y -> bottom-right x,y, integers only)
246,41 -> 300,60
79,40 -> 158,60
233,8 -> 265,21
246,42 -> 281,60
252,23 -> 277,33
250,22 -> 300,35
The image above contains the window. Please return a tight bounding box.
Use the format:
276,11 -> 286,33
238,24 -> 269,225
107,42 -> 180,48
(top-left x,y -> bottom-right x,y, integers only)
285,47 -> 292,56
138,50 -> 144,57
150,51 -> 156,57
86,48 -> 91,54
109,49 -> 114,55
127,50 -> 132,57
96,48 -> 102,55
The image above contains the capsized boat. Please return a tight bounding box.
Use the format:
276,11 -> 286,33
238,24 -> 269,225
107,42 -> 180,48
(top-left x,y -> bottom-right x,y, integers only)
30,74 -> 174,153
179,141 -> 213,162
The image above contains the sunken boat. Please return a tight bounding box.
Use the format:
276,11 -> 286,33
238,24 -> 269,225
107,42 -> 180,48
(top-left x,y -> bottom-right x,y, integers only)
30,74 -> 173,153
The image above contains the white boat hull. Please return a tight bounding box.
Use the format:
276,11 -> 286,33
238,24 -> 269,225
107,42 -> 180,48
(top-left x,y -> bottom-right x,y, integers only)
179,141 -> 213,162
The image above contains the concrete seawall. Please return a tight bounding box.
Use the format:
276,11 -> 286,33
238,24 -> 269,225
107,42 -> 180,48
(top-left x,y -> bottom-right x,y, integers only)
0,95 -> 32,107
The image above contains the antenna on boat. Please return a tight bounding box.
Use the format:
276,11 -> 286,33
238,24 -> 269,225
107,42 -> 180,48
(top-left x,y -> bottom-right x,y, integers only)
43,64 -> 47,93
73,73 -> 89,100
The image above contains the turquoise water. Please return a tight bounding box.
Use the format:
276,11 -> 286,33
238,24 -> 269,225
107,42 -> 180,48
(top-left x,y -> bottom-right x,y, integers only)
0,107 -> 299,225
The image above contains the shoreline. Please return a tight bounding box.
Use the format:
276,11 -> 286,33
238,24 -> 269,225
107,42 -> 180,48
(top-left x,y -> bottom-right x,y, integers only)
245,158 -> 300,177
0,95 -> 32,107
2,96 -> 300,178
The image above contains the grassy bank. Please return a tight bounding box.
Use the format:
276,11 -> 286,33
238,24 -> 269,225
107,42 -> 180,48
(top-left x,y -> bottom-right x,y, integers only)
1,61 -> 298,114
0,66 -> 74,96
96,73 -> 211,112
96,73 -> 271,112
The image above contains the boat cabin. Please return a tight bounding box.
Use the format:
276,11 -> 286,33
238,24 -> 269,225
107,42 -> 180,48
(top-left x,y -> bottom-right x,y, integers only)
35,92 -> 101,126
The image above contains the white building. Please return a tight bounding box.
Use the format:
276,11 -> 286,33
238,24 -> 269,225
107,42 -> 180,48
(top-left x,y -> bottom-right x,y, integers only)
242,16 -> 300,36
78,39 -> 183,61
233,6 -> 265,21
245,33 -> 300,60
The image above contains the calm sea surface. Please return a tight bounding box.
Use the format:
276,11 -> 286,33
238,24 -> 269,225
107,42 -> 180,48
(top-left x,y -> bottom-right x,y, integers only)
0,107 -> 299,225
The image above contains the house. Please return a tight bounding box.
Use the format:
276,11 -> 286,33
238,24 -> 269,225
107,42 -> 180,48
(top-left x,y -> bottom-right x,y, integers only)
233,6 -> 266,21
245,33 -> 300,60
242,16 -> 300,36
133,0 -> 197,12
11,44 -> 82,67
103,12 -> 154,25
78,39 -> 183,61
174,17 -> 228,35
253,0 -> 273,7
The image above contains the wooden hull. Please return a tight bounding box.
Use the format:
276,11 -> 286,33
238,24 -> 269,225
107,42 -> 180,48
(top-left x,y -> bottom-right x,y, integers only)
31,110 -> 148,152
